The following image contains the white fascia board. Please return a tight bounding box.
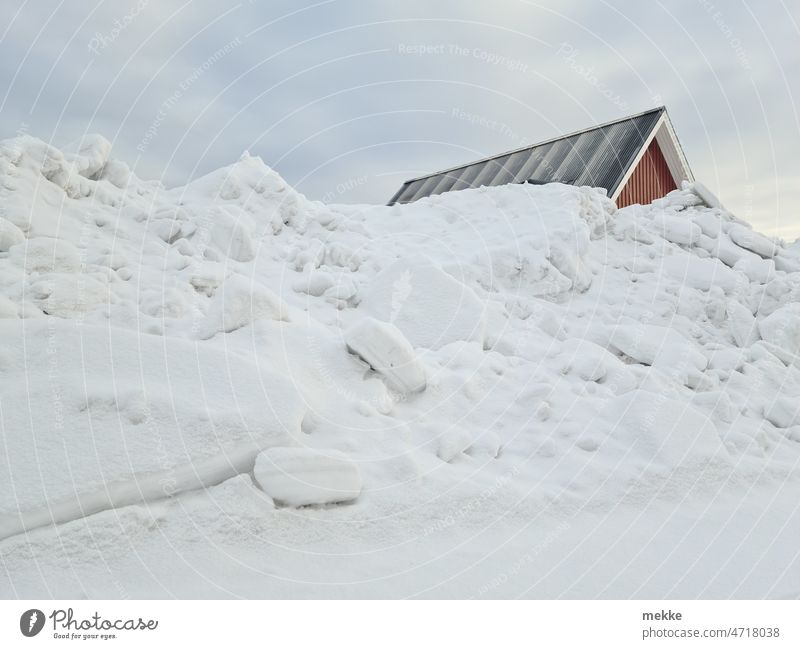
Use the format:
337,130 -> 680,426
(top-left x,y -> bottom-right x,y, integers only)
656,112 -> 694,184
610,113 -> 694,201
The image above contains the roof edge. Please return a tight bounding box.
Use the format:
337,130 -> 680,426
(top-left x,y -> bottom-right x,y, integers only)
400,106 -> 666,186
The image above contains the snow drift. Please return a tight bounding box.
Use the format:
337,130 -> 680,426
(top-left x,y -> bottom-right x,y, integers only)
1,134 -> 799,597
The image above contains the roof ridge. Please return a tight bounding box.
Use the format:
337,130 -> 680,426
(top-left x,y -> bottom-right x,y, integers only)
402,106 -> 665,185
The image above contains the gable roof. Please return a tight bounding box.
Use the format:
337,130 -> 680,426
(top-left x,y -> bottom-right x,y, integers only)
388,106 -> 693,205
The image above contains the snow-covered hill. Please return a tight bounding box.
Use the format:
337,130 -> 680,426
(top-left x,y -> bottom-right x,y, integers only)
1,135 -> 799,598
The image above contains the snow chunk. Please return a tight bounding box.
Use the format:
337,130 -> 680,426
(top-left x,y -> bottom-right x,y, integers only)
359,258 -> 486,350
189,263 -> 229,297
758,303 -> 800,359
726,301 -> 759,347
98,158 -> 131,188
254,447 -> 361,506
660,255 -> 741,292
0,217 -> 25,251
764,397 -> 800,429
200,274 -> 289,339
292,269 -> 335,297
691,211 -> 723,238
733,256 -> 775,283
688,181 -> 723,209
728,224 -> 777,259
608,324 -> 707,385
345,316 -> 427,394
609,324 -> 706,370
650,214 -> 702,246
437,429 -> 473,462
64,134 -> 112,179
559,338 -> 635,393
608,391 -> 728,468
210,209 -> 256,262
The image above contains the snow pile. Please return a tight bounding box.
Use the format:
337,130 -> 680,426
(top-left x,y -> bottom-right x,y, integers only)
1,134 -> 800,597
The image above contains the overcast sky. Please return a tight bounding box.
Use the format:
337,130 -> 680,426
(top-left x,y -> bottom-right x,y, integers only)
1,0 -> 798,238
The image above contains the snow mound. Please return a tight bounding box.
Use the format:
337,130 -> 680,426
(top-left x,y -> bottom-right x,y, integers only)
1,133 -> 800,596
254,447 -> 361,506
0,318 -> 305,517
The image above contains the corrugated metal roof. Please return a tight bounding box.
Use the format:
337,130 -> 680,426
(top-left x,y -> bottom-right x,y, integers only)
388,107 -> 665,204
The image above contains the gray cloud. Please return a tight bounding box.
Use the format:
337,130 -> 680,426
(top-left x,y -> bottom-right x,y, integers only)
0,0 -> 797,237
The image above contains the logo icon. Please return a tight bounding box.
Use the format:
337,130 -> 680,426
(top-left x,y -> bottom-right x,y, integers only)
20,609 -> 45,637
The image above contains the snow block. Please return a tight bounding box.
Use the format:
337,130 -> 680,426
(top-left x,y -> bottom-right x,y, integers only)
650,214 -> 702,246
437,429 -> 473,462
254,447 -> 361,506
728,224 -> 778,259
64,134 -> 112,179
688,182 -> 723,209
608,391 -> 728,468
292,269 -> 335,297
200,274 -> 289,339
608,324 -> 707,374
0,217 -> 25,251
734,256 -> 775,284
210,211 -> 256,262
661,255 -> 741,293
758,303 -> 800,360
726,301 -> 759,348
764,396 -> 800,429
345,316 -> 427,394
358,258 -> 486,350
559,338 -> 636,393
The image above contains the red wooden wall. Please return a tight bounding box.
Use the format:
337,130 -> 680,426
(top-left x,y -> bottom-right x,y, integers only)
616,137 -> 677,207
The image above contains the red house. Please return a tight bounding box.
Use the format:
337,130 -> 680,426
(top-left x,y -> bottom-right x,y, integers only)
388,106 -> 693,208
